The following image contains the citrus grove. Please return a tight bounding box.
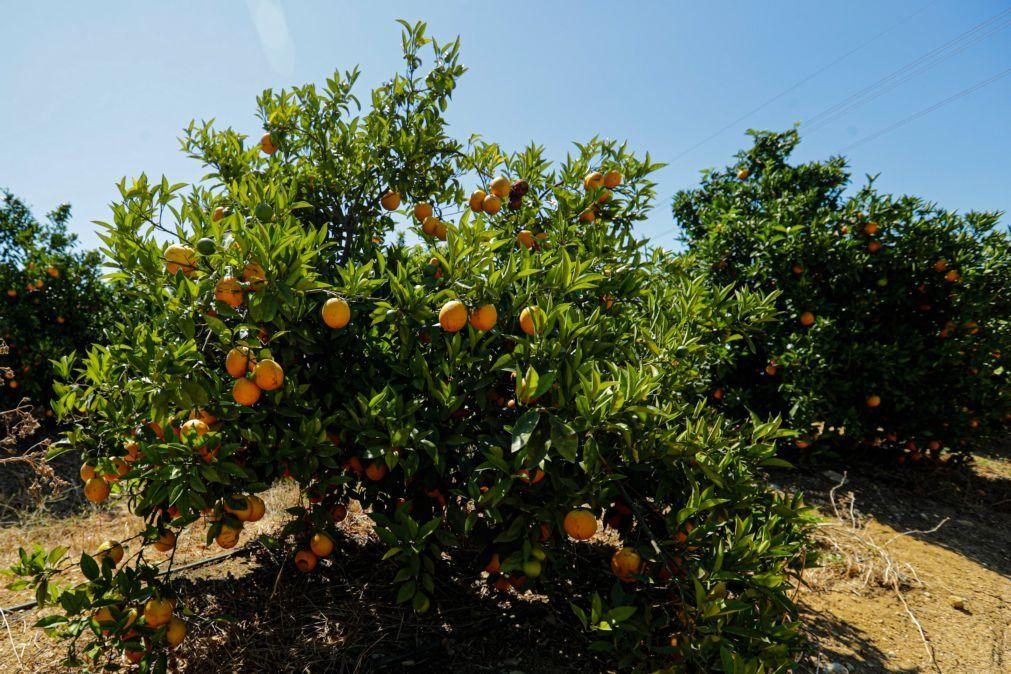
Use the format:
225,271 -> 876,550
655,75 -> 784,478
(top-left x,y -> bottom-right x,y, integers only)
0,191 -> 113,411
674,129 -> 1011,463
10,24 -> 812,671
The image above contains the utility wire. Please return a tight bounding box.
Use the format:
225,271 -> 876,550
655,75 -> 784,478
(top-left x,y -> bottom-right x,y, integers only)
804,6 -> 1011,133
668,1 -> 937,163
839,66 -> 1011,152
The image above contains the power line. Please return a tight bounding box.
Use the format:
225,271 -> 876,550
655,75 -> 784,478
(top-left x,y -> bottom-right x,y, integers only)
839,66 -> 1011,152
667,0 -> 938,163
804,6 -> 1011,133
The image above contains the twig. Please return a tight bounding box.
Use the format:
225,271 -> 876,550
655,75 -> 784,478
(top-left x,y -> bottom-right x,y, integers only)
892,578 -> 942,673
0,606 -> 25,670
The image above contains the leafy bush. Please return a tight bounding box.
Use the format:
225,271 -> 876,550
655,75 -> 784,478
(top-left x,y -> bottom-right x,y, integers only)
674,129 -> 1011,462
0,191 -> 112,411
10,24 -> 812,672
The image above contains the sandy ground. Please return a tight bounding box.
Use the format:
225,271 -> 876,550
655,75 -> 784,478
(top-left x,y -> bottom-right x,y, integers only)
1,451 -> 1009,672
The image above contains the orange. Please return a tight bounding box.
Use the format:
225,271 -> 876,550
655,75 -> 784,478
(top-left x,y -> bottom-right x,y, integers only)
490,176 -> 511,198
434,220 -> 448,241
933,259 -> 948,272
414,202 -> 433,221
254,359 -> 284,391
322,297 -> 351,329
164,244 -> 196,276
944,270 -> 960,283
180,418 -> 209,440
866,394 -> 881,408
603,170 -> 622,189
422,215 -> 440,237
214,276 -> 244,308
516,230 -> 535,249
212,206 -> 226,222
366,461 -> 388,481
95,540 -> 125,566
310,533 -> 335,557
46,266 -> 59,278
791,264 -> 804,275
153,531 -> 177,552
380,190 -> 401,210
469,304 -> 498,331
864,222 -> 879,235
610,547 -> 643,582
242,262 -> 267,289
165,616 -> 187,648
469,190 -> 486,212
80,462 -> 97,482
867,240 -> 881,253
84,477 -> 110,503
246,495 -> 266,522
225,346 -> 256,378
215,523 -> 242,549
224,495 -> 253,521
106,458 -> 129,482
484,552 -> 501,574
189,409 -> 218,427
799,311 -> 815,327
232,378 -> 262,406
439,300 -> 468,332
583,171 -> 603,190
331,504 -> 348,523
482,194 -> 502,215
737,168 -> 750,180
579,209 -> 595,223
260,132 -> 277,155
143,598 -> 173,628
519,306 -> 546,336
563,509 -> 597,540
294,549 -> 317,572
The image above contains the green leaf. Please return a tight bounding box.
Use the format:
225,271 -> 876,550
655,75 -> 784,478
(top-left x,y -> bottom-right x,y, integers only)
510,410 -> 540,454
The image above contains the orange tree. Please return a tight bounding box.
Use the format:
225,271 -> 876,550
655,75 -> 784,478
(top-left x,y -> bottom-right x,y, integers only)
674,128 -> 1011,462
9,24 -> 812,672
0,191 -> 112,411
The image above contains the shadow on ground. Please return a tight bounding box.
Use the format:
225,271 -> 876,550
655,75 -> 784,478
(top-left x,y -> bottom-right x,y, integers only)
795,608 -> 918,674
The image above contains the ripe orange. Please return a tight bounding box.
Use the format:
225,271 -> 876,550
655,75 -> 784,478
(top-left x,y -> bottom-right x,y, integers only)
242,262 -> 267,289
310,533 -> 335,557
579,209 -> 595,223
215,523 -> 242,549
422,216 -> 440,237
867,240 -> 882,253
583,171 -> 604,190
331,504 -> 348,523
165,616 -> 187,648
610,547 -> 643,582
95,540 -> 125,566
791,264 -> 804,275
864,222 -> 879,235
212,206 -> 226,222
164,244 -> 197,276
866,395 -> 881,408
260,132 -> 277,155
933,259 -> 948,272
737,168 -> 750,180
519,306 -> 546,336
246,495 -> 266,522
254,359 -> 284,391
80,462 -> 97,482
799,311 -> 815,327
490,176 -> 511,198
380,190 -> 401,211
232,378 -> 262,406
434,220 -> 448,241
516,230 -> 535,249
180,418 -> 209,441
518,468 -> 545,484
294,549 -> 317,572
944,270 -> 960,283
224,495 -> 253,521
469,190 -> 486,212
366,461 -> 388,481
563,509 -> 597,540
469,304 -> 498,331
414,202 -> 433,221
225,346 -> 256,378
482,194 -> 502,215
84,477 -> 110,503
143,598 -> 173,628
484,552 -> 501,574
189,409 -> 218,427
105,458 -> 129,482
5,289 -> 15,298
603,170 -> 622,189
153,531 -> 177,552
214,276 -> 244,307
439,300 -> 468,332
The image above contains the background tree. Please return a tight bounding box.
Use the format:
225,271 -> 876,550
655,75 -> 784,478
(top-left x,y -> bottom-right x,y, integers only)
674,128 -> 1011,462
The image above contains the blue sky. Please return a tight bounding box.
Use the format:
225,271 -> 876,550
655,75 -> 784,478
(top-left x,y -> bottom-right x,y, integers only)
2,1 -> 1009,252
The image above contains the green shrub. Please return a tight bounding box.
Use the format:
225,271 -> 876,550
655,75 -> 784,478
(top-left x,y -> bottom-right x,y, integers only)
0,191 -> 113,412
674,128 -> 1011,462
10,24 -> 812,672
